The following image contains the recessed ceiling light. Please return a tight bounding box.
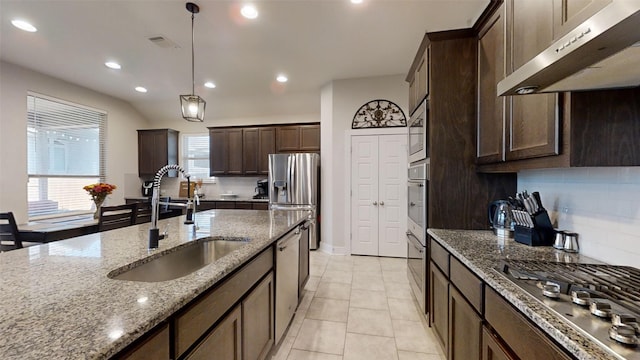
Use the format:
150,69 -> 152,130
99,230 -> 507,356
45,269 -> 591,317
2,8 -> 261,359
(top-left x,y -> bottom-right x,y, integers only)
241,4 -> 259,19
204,81 -> 216,89
351,0 -> 363,4
11,19 -> 37,32
135,86 -> 148,93
276,74 -> 288,83
104,62 -> 121,70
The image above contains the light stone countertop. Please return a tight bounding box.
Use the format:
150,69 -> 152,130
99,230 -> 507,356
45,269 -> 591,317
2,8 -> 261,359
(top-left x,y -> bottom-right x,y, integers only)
427,229 -> 618,360
124,196 -> 269,202
0,209 -> 309,360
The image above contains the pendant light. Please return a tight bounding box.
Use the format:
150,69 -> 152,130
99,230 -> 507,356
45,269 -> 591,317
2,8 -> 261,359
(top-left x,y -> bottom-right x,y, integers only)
180,2 -> 206,122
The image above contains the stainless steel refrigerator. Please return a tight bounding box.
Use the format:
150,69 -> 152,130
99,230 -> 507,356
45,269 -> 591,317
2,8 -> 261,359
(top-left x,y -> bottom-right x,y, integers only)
268,153 -> 320,249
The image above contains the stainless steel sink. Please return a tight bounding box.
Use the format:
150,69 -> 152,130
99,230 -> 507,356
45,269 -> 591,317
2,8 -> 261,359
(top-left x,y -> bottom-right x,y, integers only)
108,237 -> 250,282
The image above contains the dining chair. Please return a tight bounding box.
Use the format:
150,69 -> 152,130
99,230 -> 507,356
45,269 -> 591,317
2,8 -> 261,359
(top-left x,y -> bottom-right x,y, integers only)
0,212 -> 23,251
134,197 -> 171,224
98,203 -> 137,232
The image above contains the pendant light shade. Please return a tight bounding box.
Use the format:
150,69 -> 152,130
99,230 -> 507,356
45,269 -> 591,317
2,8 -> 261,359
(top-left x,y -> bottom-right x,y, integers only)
180,2 -> 206,122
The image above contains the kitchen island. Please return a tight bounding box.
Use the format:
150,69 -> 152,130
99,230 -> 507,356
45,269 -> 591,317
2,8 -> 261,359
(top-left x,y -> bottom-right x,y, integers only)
0,209 -> 308,359
428,229 -> 625,360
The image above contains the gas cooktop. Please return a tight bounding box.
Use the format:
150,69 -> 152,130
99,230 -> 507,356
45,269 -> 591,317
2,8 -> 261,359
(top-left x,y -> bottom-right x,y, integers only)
496,260 -> 640,360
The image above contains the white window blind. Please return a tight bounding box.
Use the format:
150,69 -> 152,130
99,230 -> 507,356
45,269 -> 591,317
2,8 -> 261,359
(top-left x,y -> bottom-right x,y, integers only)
181,134 -> 210,180
27,94 -> 106,218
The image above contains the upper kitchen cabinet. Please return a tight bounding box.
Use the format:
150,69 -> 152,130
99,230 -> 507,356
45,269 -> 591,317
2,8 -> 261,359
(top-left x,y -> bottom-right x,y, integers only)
477,1 -> 560,166
243,127 -> 275,175
552,0 -> 611,40
407,46 -> 429,116
138,129 -> 179,177
276,124 -> 320,153
209,128 -> 243,176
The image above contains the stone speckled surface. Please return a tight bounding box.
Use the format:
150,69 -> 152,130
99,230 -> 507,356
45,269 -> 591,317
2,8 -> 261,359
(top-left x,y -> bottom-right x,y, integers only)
427,228 -> 621,360
0,209 -> 309,360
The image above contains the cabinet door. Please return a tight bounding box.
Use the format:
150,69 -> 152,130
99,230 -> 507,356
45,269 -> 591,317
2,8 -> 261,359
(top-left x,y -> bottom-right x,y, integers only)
138,131 -> 157,176
276,126 -> 300,152
242,273 -> 274,360
477,5 -> 505,164
243,128 -> 259,175
186,306 -> 242,360
228,129 -> 244,175
482,327 -> 516,360
299,125 -> 320,152
417,48 -> 429,102
553,0 -> 611,39
118,324 -> 170,360
138,130 -> 178,177
252,202 -> 269,210
506,0 -> 559,161
430,263 -> 449,354
235,202 -> 253,210
258,127 -> 276,174
210,129 -> 228,176
377,135 -> 407,258
350,135 -> 380,256
448,286 -> 482,360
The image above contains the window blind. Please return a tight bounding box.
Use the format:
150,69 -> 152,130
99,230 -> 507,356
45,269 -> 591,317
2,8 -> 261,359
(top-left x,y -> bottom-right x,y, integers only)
26,93 -> 106,218
181,134 -> 210,180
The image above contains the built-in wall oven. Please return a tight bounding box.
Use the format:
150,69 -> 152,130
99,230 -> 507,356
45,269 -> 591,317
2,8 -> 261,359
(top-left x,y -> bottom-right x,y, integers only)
408,100 -> 429,163
407,159 -> 429,314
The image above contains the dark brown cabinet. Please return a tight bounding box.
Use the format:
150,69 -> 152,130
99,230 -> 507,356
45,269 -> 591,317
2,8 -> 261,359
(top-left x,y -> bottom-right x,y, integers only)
210,128 -> 243,176
407,46 -> 429,115
185,306 -> 242,360
449,286 -> 482,360
117,324 -> 170,360
242,273 -> 274,360
276,124 -> 320,153
138,129 -> 179,177
430,262 -> 449,353
243,127 -> 275,175
482,327 -> 515,360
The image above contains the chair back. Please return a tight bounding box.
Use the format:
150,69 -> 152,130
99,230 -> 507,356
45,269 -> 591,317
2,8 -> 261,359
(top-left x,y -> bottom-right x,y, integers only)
0,212 -> 23,251
98,204 -> 137,232
134,197 -> 171,225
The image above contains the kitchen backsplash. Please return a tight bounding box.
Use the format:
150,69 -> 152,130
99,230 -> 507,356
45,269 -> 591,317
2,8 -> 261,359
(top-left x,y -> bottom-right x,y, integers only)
124,175 -> 266,199
518,167 -> 640,267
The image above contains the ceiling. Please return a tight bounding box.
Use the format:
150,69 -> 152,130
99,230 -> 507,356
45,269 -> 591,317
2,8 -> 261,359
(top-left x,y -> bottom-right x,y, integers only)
1,0 -> 489,123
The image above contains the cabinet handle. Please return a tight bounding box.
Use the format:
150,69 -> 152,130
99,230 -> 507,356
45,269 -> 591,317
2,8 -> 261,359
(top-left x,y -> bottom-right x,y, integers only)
410,202 -> 416,207
373,201 -> 378,206
380,201 -> 385,206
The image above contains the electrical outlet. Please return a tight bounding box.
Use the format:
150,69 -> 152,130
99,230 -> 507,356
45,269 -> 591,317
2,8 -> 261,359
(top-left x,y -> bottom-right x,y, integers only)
562,207 -> 570,214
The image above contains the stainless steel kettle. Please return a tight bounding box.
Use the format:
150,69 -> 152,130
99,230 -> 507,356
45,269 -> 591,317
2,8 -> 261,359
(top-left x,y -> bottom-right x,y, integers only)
488,200 -> 515,238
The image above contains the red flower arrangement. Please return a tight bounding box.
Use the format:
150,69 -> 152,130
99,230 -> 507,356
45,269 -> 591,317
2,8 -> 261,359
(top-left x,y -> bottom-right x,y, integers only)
83,183 -> 117,203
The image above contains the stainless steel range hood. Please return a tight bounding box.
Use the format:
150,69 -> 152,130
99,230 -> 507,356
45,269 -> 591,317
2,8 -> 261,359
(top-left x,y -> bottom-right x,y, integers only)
498,1 -> 640,96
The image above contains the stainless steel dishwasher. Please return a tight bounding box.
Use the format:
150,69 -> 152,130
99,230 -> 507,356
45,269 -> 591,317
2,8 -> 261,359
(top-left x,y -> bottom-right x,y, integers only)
275,225 -> 301,344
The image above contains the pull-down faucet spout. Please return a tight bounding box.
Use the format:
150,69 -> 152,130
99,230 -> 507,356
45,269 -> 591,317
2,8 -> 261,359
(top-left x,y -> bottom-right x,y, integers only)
149,164 -> 191,249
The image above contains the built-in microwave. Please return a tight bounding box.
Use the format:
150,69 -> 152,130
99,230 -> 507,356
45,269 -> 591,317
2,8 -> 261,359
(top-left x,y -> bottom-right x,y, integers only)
408,99 -> 429,163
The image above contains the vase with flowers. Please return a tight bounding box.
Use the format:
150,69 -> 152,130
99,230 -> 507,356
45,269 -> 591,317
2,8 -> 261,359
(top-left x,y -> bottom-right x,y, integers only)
83,183 -> 117,219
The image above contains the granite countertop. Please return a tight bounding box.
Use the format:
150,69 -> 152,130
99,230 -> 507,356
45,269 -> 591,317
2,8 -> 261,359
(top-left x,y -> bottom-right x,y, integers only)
0,209 -> 309,359
427,229 -> 615,360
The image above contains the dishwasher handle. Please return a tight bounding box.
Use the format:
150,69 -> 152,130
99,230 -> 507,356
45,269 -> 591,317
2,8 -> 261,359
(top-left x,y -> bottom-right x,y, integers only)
278,226 -> 302,251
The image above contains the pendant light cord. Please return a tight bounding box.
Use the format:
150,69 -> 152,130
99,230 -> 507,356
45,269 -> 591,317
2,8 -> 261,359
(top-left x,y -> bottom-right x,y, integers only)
191,12 -> 195,96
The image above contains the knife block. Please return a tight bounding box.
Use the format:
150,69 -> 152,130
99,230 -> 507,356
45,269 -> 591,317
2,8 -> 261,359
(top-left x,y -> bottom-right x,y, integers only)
514,210 -> 555,246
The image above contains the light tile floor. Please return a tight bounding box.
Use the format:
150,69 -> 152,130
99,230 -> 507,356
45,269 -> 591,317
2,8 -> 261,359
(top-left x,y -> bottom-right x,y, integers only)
270,251 -> 446,360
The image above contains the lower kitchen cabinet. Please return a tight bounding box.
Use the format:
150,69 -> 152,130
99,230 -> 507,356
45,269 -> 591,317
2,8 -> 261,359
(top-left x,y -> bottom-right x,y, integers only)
117,324 -> 170,360
482,327 -> 515,360
430,262 -> 449,353
242,273 -> 274,360
186,306 -> 242,360
448,286 -> 482,360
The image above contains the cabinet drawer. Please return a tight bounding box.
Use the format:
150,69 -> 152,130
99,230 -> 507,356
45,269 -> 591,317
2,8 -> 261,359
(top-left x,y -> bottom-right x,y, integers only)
485,288 -> 572,360
430,238 -> 450,276
252,202 -> 269,210
450,257 -> 483,314
235,202 -> 253,210
117,324 -> 170,360
216,201 -> 236,209
175,247 -> 274,357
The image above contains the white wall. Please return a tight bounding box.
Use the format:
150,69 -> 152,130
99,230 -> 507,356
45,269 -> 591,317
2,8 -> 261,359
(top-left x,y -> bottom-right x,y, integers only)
320,74 -> 408,254
0,61 -> 151,223
518,167 -> 640,267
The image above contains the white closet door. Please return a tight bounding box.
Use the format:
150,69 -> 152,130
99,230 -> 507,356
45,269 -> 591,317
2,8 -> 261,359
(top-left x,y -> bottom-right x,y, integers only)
351,135 -> 379,256
378,135 -> 408,257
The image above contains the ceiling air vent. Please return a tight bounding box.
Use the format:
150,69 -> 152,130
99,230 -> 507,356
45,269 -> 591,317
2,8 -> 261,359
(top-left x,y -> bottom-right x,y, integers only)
148,35 -> 180,49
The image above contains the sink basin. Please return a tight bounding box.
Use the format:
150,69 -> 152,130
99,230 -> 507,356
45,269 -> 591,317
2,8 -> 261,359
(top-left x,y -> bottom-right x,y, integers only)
108,237 -> 250,282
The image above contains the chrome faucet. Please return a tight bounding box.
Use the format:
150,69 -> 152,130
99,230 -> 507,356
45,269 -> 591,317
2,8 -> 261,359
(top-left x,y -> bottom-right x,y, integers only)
149,164 -> 193,248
